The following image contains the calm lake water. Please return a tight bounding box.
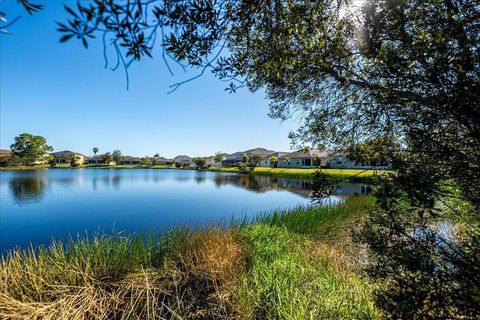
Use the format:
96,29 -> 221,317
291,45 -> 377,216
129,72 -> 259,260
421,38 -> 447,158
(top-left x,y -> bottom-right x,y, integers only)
0,169 -> 371,251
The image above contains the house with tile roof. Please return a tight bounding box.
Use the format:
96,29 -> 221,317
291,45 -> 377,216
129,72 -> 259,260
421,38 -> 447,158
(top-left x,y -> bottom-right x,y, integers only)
174,155 -> 193,166
87,155 -> 116,166
0,149 -> 11,158
258,152 -> 289,167
52,150 -> 86,164
278,148 -> 330,168
157,157 -> 174,166
222,148 -> 276,167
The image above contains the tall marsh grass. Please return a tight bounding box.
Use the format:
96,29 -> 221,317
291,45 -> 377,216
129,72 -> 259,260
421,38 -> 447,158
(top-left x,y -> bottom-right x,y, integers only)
237,224 -> 377,319
257,196 -> 376,239
0,197 -> 378,319
0,229 -> 245,319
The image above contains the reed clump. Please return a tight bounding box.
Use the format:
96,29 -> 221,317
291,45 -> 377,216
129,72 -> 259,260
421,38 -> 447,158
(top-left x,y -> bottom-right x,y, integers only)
0,229 -> 245,320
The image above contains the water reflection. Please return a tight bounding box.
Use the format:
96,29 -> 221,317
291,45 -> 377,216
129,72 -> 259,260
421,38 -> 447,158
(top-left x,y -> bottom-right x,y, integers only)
9,176 -> 47,204
6,170 -> 372,205
1,169 -> 373,251
90,174 -> 123,191
112,175 -> 121,189
175,176 -> 191,183
194,175 -> 207,184
211,173 -> 371,199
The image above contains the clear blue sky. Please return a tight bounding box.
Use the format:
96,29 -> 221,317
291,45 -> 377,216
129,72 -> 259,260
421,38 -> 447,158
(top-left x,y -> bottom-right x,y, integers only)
0,1 -> 299,158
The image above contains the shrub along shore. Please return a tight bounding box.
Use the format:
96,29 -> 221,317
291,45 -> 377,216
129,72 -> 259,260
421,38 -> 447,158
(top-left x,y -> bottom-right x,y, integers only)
0,196 -> 378,319
0,164 -> 382,182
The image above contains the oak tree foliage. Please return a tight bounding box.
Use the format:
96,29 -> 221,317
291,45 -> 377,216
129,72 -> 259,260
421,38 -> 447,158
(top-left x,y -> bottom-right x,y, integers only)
9,133 -> 53,166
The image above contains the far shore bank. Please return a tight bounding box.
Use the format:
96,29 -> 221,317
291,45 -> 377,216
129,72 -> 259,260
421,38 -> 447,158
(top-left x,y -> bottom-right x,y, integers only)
0,164 -> 386,182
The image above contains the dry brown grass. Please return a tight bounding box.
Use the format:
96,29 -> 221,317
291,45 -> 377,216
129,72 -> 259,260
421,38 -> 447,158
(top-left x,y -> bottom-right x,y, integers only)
161,228 -> 246,319
0,228 -> 246,320
301,241 -> 367,276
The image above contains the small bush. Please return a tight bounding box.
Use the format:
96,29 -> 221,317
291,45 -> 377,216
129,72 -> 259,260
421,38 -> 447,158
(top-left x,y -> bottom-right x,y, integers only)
48,158 -> 57,167
0,157 -> 12,167
238,163 -> 248,171
0,156 -> 23,167
175,162 -> 182,168
193,157 -> 207,169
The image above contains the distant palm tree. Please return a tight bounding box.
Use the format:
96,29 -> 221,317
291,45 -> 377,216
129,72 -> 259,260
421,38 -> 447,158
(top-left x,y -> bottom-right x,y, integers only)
93,147 -> 99,156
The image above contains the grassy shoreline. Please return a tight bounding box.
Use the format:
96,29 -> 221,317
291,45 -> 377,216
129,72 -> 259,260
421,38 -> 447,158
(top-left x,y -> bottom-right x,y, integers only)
0,164 -> 383,182
0,197 -> 378,319
202,166 -> 380,181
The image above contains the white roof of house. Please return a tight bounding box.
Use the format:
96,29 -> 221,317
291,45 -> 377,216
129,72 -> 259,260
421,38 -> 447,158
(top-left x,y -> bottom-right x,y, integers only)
51,150 -> 86,157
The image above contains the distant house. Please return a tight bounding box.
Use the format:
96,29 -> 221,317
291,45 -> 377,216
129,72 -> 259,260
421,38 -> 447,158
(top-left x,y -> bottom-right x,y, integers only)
278,149 -> 328,168
141,156 -> 174,166
248,148 -> 276,164
157,157 -> 174,166
222,148 -> 276,167
259,155 -> 271,167
328,154 -> 391,170
51,150 -> 86,164
120,156 -> 142,165
259,152 -> 289,167
174,155 -> 193,166
276,149 -> 391,169
221,152 -> 243,167
87,155 -> 116,166
0,149 -> 11,158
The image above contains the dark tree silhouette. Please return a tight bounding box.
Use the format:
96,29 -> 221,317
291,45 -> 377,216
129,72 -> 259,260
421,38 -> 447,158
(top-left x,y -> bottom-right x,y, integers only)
0,0 -> 43,34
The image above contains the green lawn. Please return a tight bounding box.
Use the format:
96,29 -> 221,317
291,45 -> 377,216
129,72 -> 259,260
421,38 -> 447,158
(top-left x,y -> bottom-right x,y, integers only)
205,166 -> 382,181
0,197 -> 378,319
